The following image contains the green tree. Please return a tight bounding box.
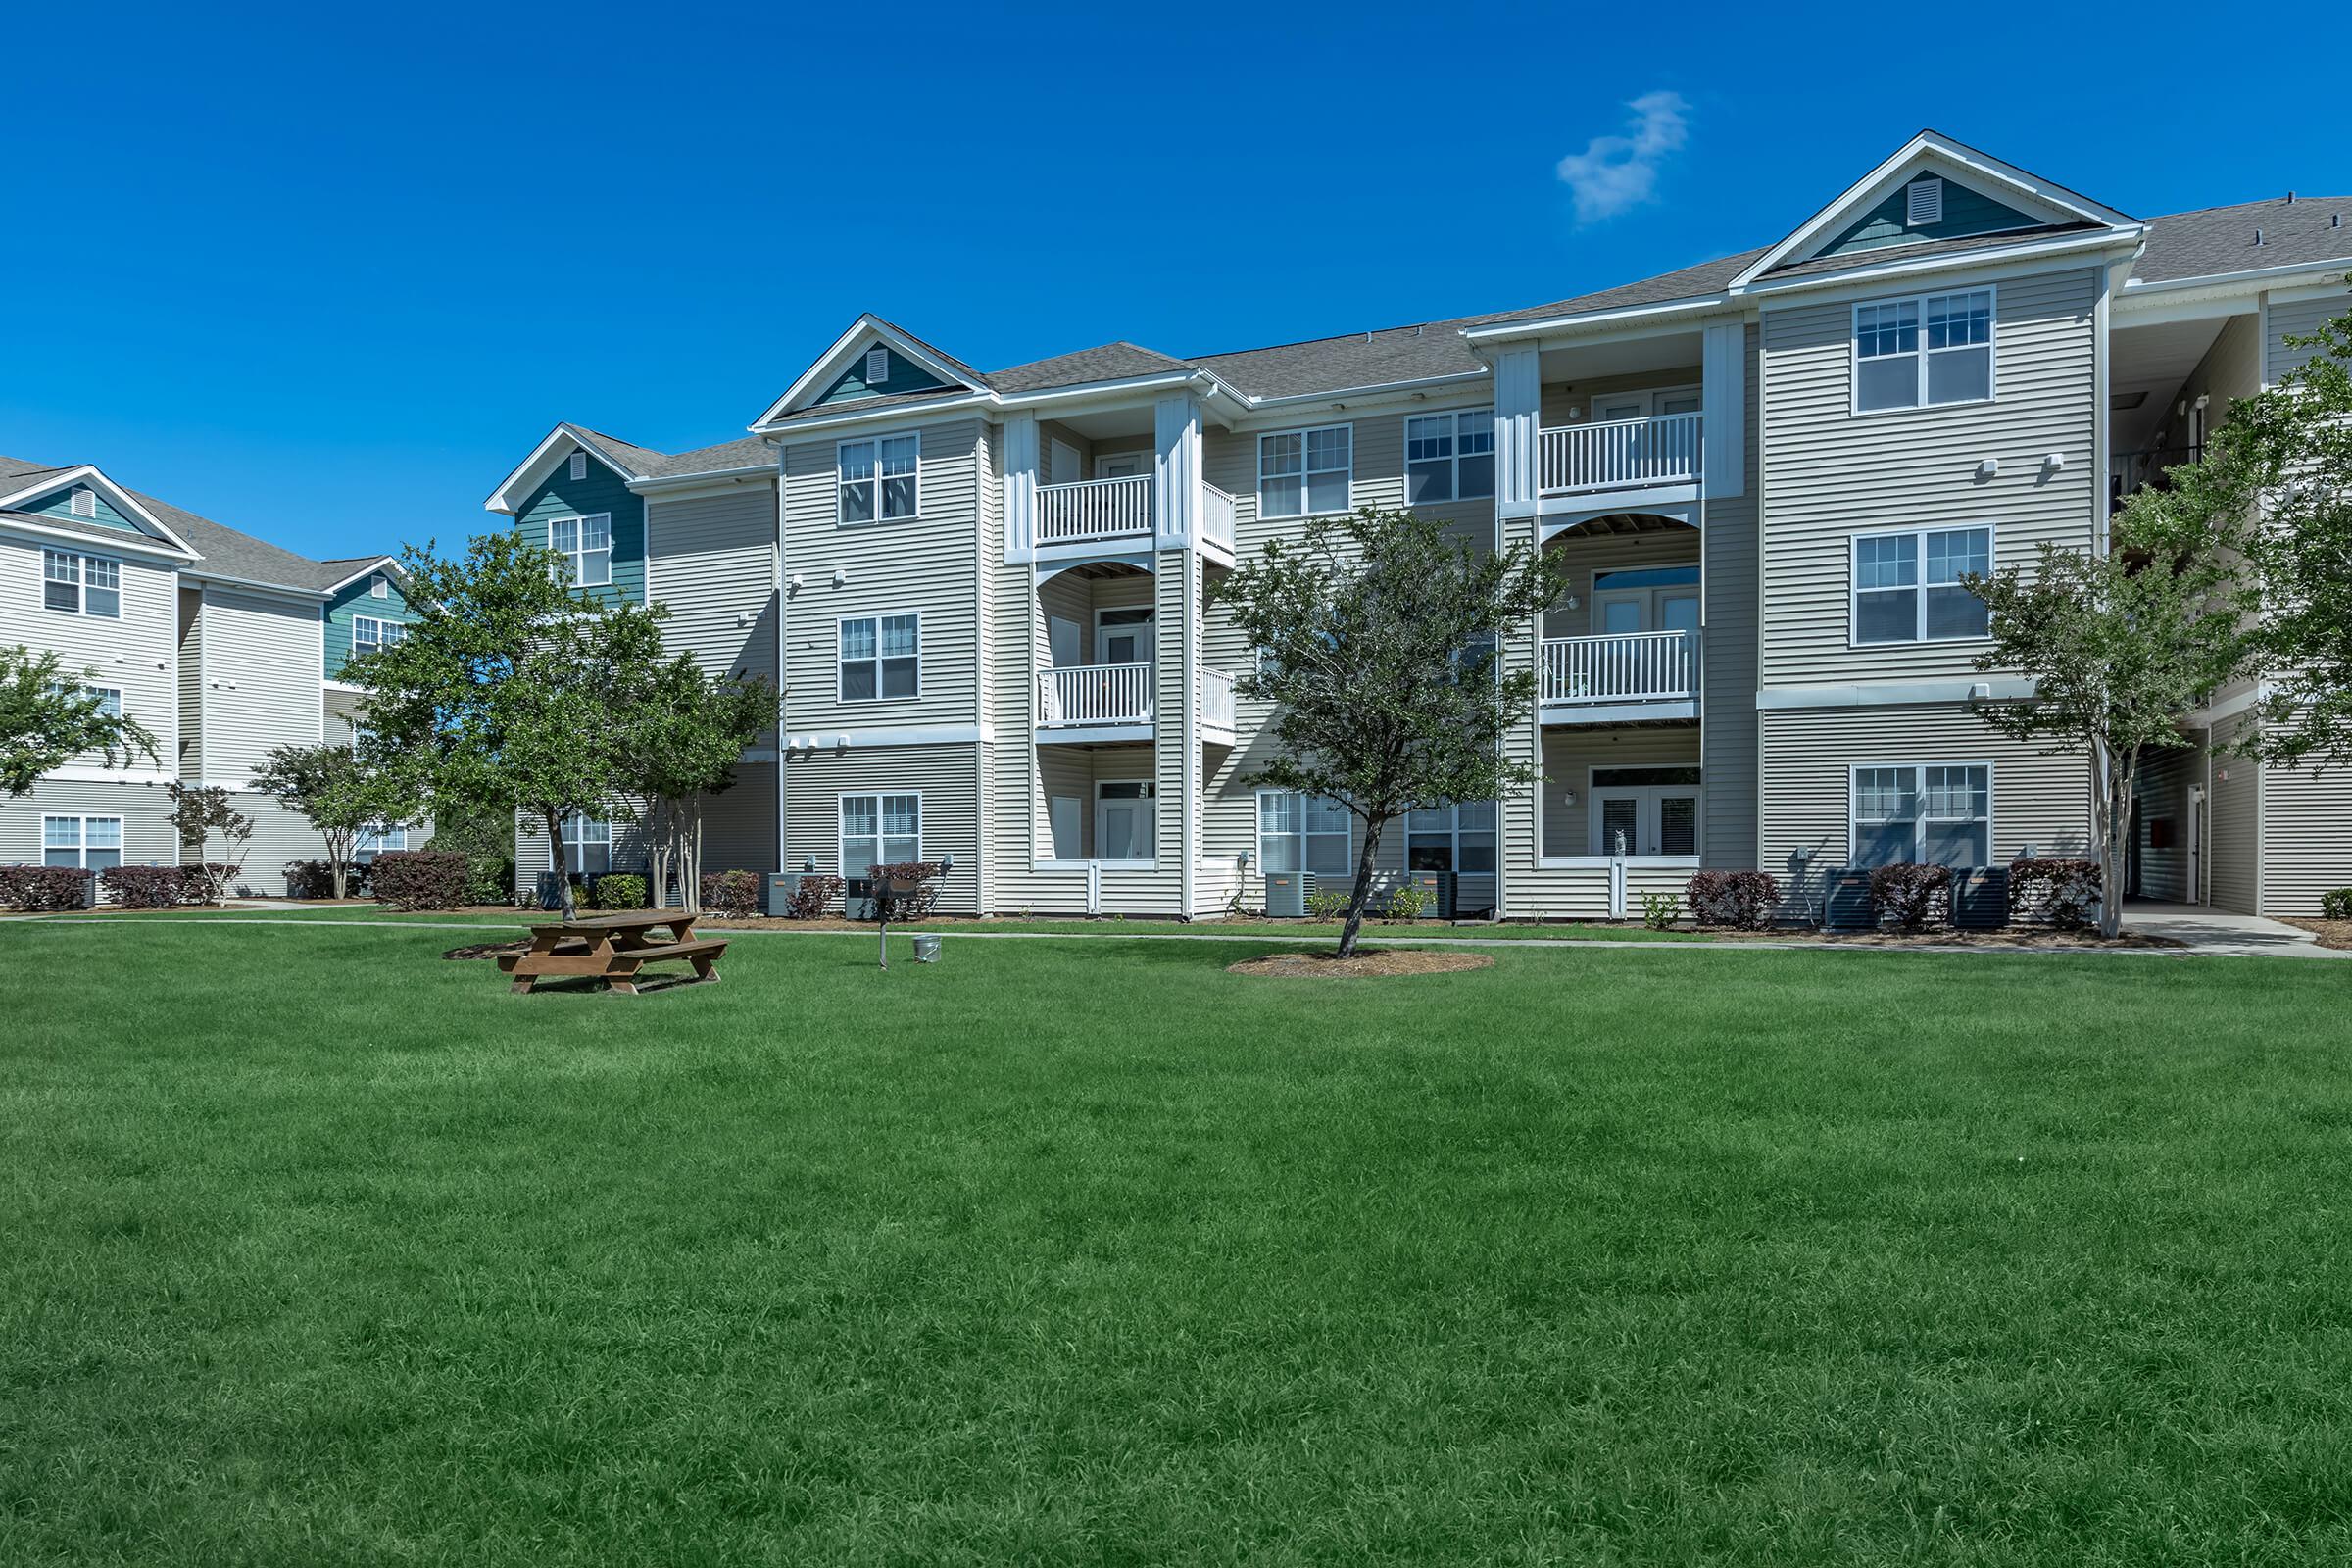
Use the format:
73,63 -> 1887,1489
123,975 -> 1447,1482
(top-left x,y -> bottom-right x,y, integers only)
1965,512 -> 2255,937
0,645 -> 161,795
251,740 -> 416,901
165,782 -> 257,906
614,654 -> 776,912
353,531 -> 667,919
1211,506 -> 1570,958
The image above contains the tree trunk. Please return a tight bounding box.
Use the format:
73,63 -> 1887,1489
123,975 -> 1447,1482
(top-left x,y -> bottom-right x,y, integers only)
543,805 -> 575,918
2092,739 -> 2137,940
689,808 -> 705,914
1337,815 -> 1387,959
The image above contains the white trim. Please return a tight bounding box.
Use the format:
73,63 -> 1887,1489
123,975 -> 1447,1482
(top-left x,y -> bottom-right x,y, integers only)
318,557 -> 405,596
483,424 -> 647,514
2122,263 -> 2352,301
1847,521 -> 1996,647
755,316 -> 984,428
1846,760 -> 1997,867
0,513 -> 193,564
1255,422 -> 1353,520
784,723 -> 988,749
1849,285 -> 1997,416
835,431 -> 921,526
835,611 -> 923,703
628,466 -> 779,501
38,547 -> 124,619
1402,406 -> 1497,505
1737,230 -> 2135,300
1585,766 -> 1705,859
567,450 -> 588,482
1757,677 -> 2034,710
37,812 -> 126,872
1253,788 -> 1352,881
545,511 -> 614,589
0,464 -> 197,554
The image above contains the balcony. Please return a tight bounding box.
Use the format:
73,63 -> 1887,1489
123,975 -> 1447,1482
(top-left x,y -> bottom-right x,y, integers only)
1032,475 -> 1241,555
1539,412 -> 1702,497
1200,666 -> 1236,745
1541,630 -> 1699,723
1038,662 -> 1154,742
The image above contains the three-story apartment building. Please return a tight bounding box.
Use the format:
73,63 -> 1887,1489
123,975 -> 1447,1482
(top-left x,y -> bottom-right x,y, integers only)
2,455 -> 415,891
489,132 -> 2352,920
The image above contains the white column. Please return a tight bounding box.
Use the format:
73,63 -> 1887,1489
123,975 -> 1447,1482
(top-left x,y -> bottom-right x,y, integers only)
1003,410 -> 1039,560
1701,318 -> 1746,500
1154,393 -> 1200,551
1494,344 -> 1541,515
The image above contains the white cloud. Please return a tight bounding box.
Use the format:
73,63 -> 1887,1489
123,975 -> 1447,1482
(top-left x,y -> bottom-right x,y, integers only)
1555,91 -> 1690,222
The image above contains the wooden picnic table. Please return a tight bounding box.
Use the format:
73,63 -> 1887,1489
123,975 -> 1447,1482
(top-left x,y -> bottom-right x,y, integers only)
497,909 -> 729,996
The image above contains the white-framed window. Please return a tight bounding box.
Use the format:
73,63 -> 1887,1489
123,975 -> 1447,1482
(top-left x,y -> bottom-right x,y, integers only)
355,824 -> 408,862
840,793 -> 921,884
1852,525 -> 1992,644
88,686 -> 122,718
70,485 -> 96,518
567,450 -> 588,482
1407,801 -> 1496,873
1854,287 -> 1993,412
1257,425 -> 1351,519
1851,763 -> 1992,868
838,613 -> 919,701
838,434 -> 920,524
42,550 -> 122,617
369,573 -> 389,599
1404,409 -> 1495,504
560,812 -> 612,875
351,616 -> 408,657
1256,791 -> 1352,877
549,514 -> 612,588
42,814 -> 122,870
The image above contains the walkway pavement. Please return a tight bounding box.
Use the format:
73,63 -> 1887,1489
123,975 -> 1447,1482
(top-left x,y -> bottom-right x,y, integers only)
2123,901 -> 2349,959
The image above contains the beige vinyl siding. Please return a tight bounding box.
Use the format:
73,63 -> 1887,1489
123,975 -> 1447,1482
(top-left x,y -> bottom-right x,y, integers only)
176,584 -> 203,775
649,483 -> 781,750
1758,267 -> 2099,685
702,761 -> 777,880
1540,725 -> 1701,857
2261,747 -> 2352,916
782,742 -> 981,913
192,584 -> 324,785
780,417 -> 985,732
2207,720 -> 2262,913
0,778 -> 176,875
0,532 -> 179,781
1759,703 -> 2089,917
220,792 -> 343,895
1202,406 -> 1495,548
1537,367 -> 1704,427
1702,323 -> 1763,866
2132,741 -> 2200,903
2267,290 -> 2350,382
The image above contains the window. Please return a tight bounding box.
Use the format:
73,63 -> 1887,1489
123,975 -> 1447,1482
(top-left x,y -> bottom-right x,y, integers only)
549,514 -> 612,588
1257,792 -> 1352,877
1407,801 -> 1496,873
70,485 -> 96,518
42,814 -> 122,870
864,346 -> 889,385
559,812 -> 612,875
355,824 -> 408,862
1905,176 -> 1943,227
352,616 -> 408,657
841,793 -> 921,884
838,614 -> 919,700
1852,763 -> 1990,868
838,435 -> 920,524
1404,410 -> 1495,504
1257,425 -> 1351,518
1853,525 -> 1991,643
42,550 -> 121,617
1855,288 -> 1992,411
369,573 -> 389,599
567,450 -> 588,482
90,687 -> 122,718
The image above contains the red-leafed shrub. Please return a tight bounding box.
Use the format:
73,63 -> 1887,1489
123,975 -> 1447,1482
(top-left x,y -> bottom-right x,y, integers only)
100,864 -> 192,908
2008,858 -> 2102,929
699,869 -> 764,918
284,859 -> 371,900
865,860 -> 947,922
0,864 -> 93,911
369,850 -> 470,911
1869,863 -> 1953,931
1685,870 -> 1783,930
783,873 -> 844,920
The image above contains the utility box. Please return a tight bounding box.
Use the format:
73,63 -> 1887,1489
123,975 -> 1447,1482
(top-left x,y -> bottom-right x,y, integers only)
1953,866 -> 2008,929
765,871 -> 803,917
1824,869 -> 1874,930
1262,870 -> 1308,917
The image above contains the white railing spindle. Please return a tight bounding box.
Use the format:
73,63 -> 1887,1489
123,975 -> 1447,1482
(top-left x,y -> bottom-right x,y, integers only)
1537,411 -> 1703,495
1200,666 -> 1235,734
1037,474 -> 1154,543
1200,484 -> 1237,551
1540,631 -> 1699,705
1037,662 -> 1155,726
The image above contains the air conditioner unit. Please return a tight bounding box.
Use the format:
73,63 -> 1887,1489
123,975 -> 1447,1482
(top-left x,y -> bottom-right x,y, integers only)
1953,865 -> 2009,930
1262,869 -> 1309,918
1399,869 -> 1454,918
1824,868 -> 1874,930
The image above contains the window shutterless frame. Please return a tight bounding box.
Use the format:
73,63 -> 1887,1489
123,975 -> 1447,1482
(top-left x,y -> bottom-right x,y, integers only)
1848,522 -> 1995,647
41,813 -> 123,869
1403,409 -> 1496,505
839,792 -> 922,885
835,612 -> 922,702
1847,761 -> 1996,868
1851,284 -> 1996,414
547,513 -> 613,588
1256,424 -> 1352,519
41,550 -> 122,617
837,433 -> 921,525
1254,789 -> 1352,877
559,812 -> 613,875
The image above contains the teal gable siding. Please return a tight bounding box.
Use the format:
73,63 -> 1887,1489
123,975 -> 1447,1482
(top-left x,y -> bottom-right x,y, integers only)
323,571 -> 414,680
1821,178 -> 2045,258
514,450 -> 647,607
18,483 -> 139,532
815,345 -> 952,406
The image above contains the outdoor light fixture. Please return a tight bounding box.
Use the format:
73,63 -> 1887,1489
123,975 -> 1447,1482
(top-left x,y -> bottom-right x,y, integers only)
803,858 -> 815,873
833,567 -> 848,587
1237,849 -> 1253,868
1978,457 -> 1998,478
2044,452 -> 2067,470
1560,788 -> 1577,808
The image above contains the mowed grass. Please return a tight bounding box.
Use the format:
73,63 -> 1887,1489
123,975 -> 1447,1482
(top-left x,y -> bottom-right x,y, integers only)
3,925 -> 2350,1566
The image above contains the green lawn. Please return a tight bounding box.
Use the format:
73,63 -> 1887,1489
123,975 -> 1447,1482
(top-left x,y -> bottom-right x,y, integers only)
4,923 -> 2349,1565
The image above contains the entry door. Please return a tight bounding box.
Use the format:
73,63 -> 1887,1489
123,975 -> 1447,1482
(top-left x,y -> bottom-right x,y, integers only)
1591,788 -> 1702,857
1048,614 -> 1082,668
1097,781 -> 1155,860
1097,452 -> 1151,479
1049,795 -> 1082,859
1098,607 -> 1154,664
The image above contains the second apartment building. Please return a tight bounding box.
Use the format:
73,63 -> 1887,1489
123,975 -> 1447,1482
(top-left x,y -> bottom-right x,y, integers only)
489,131 -> 2352,920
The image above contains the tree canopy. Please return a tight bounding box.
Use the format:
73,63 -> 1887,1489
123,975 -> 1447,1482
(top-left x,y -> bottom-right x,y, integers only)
0,645 -> 160,796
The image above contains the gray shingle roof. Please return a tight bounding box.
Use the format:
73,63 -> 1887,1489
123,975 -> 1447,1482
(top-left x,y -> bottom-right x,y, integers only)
1759,222 -> 2100,280
644,434 -> 777,477
989,342 -> 1192,395
1456,249 -> 1771,331
571,428 -> 671,477
2134,194 -> 2352,284
1189,322 -> 1487,400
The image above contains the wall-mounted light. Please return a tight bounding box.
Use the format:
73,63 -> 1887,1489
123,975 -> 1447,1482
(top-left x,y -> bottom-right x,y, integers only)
832,568 -> 848,588
1978,456 -> 1999,479
787,572 -> 804,592
1560,788 -> 1577,808
2043,452 -> 2066,470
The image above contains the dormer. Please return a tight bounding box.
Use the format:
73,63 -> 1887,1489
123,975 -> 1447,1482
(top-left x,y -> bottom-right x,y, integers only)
0,464 -> 200,561
750,316 -> 990,432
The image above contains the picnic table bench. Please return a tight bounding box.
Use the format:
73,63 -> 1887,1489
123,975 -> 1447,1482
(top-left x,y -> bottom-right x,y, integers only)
497,909 -> 729,996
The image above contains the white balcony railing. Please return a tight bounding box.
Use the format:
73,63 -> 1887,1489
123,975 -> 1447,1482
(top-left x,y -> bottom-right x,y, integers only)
1038,662 -> 1154,726
1038,474 -> 1153,544
1200,666 -> 1236,736
1542,630 -> 1698,705
1201,483 -> 1237,552
1538,411 -> 1702,495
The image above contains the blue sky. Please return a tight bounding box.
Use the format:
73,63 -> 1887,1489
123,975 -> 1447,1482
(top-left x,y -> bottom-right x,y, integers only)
7,0 -> 2348,561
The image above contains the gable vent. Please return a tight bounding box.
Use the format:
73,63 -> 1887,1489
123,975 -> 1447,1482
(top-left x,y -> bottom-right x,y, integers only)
1905,176 -> 1944,228
567,450 -> 588,481
70,485 -> 96,517
864,346 -> 889,386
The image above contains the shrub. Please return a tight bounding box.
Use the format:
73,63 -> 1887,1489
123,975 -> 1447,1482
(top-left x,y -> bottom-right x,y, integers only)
780,872 -> 843,920
283,859 -> 371,900
1303,886 -> 1350,923
594,873 -> 648,909
1685,870 -> 1782,929
2008,858 -> 2102,929
1640,891 -> 1684,931
1384,882 -> 1432,922
2321,888 -> 2352,921
99,864 -> 191,908
1869,863 -> 1953,931
700,869 -> 766,918
465,855 -> 514,907
0,864 -> 94,911
866,860 -> 947,922
370,849 -> 471,911
172,862 -> 246,904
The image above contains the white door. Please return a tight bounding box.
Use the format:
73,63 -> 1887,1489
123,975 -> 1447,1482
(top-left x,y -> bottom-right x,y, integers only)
1097,452 -> 1151,479
1049,439 -> 1080,487
1098,607 -> 1153,665
1049,614 -> 1082,668
1591,788 -> 1703,857
1049,795 -> 1082,860
1097,781 -> 1155,860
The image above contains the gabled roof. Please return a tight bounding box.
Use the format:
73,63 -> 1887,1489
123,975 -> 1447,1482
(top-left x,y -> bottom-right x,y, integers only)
0,459 -> 197,554
752,314 -> 992,429
484,421 -> 779,512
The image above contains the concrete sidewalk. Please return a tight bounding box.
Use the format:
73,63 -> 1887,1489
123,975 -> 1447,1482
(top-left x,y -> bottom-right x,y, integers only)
2124,901 -> 2349,959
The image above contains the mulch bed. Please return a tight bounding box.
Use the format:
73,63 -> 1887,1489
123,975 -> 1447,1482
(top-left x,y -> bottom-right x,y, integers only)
2281,918 -> 2352,952
1227,949 -> 1495,979
1693,925 -> 2183,950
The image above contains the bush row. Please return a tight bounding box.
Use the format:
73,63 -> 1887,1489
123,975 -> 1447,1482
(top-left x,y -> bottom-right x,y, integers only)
1676,860 -> 2109,931
0,865 -> 93,911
